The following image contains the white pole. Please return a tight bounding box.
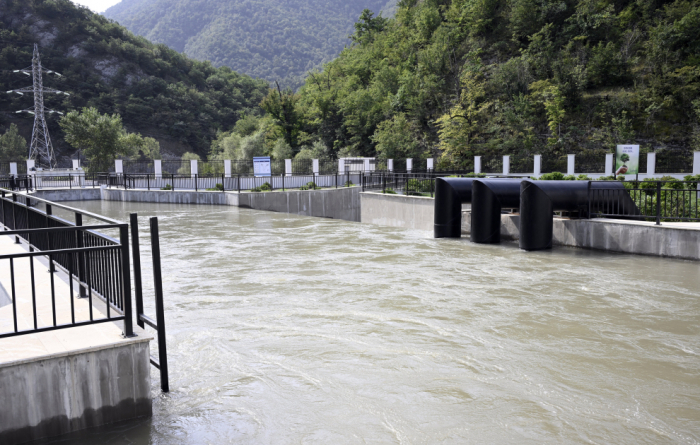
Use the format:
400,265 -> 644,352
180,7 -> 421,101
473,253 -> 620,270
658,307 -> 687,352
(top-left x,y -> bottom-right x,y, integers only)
533,155 -> 541,177
364,158 -> 370,172
503,155 -> 510,176
190,159 -> 198,178
474,156 -> 481,174
567,154 -> 575,176
9,162 -> 17,177
604,154 -> 613,176
406,158 -> 413,172
313,159 -> 319,175
647,152 -> 656,176
387,159 -> 393,172
338,158 -> 345,173
427,158 -> 434,171
72,159 -> 80,170
155,159 -> 162,178
286,159 -> 293,176
115,159 -> 123,174
694,152 -> 700,175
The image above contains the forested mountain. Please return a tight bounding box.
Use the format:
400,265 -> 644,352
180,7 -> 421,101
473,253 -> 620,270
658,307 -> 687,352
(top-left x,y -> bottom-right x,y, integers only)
104,0 -> 396,87
286,0 -> 700,166
0,0 -> 268,160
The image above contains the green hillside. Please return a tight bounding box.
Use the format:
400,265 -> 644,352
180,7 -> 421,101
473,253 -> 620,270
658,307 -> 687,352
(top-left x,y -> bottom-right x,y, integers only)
290,0 -> 700,165
0,0 -> 269,160
104,0 -> 394,87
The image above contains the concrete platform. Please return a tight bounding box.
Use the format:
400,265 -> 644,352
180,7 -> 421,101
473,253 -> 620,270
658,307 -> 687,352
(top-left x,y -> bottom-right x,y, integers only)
360,192 -> 700,260
0,234 -> 153,444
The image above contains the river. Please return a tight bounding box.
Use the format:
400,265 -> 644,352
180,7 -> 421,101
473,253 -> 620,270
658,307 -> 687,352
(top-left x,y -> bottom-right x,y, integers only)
48,200 -> 700,444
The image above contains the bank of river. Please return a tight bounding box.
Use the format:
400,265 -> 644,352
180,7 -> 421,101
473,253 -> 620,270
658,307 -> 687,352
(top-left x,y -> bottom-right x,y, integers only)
46,201 -> 699,444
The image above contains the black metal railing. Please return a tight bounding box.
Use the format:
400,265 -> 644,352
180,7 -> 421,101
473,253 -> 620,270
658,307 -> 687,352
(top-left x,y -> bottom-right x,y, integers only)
509,156 -> 534,174
589,180 -> 700,223
0,191 -> 133,338
655,151 -> 693,174
575,153 -> 606,173
540,156 -> 568,174
361,171 -> 484,197
480,156 -> 503,174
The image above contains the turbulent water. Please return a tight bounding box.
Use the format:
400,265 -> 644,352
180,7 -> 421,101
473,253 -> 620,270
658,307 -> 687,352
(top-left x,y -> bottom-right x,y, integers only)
46,201 -> 700,444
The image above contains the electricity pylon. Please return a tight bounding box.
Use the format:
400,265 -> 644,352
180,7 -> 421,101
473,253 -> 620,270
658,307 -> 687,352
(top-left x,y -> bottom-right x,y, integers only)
6,44 -> 69,169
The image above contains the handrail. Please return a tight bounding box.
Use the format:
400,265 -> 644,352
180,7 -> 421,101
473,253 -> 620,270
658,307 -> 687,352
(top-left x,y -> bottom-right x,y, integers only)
0,190 -> 122,225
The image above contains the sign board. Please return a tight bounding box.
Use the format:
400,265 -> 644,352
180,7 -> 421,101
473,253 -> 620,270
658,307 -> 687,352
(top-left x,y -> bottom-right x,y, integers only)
615,145 -> 640,176
253,156 -> 271,177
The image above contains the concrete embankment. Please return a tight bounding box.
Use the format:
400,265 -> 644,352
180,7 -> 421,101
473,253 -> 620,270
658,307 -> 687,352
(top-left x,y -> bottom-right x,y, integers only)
361,192 -> 700,260
26,186 -> 362,222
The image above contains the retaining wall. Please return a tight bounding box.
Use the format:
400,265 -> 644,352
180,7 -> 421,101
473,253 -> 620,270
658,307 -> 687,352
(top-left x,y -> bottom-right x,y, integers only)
0,334 -> 152,444
361,192 -> 700,260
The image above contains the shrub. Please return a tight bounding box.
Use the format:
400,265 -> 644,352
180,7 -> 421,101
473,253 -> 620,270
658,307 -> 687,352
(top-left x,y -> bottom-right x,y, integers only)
563,174 -> 576,180
407,178 -> 432,193
206,183 -> 224,191
344,181 -> 354,187
383,188 -> 397,194
539,172 -> 565,180
251,182 -> 272,192
161,184 -> 172,190
684,174 -> 700,188
576,174 -> 592,180
464,172 -> 487,178
300,181 -> 318,190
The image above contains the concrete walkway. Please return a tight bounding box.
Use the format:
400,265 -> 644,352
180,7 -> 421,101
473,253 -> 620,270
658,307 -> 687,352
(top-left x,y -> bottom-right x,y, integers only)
0,234 -> 138,367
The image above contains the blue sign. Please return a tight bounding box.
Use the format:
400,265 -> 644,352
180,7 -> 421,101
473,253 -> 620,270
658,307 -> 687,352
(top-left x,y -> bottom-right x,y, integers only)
253,157 -> 271,177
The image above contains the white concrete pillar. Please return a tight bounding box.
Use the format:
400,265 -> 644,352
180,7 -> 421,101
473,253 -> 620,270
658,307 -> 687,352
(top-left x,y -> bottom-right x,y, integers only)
364,158 -> 370,172
190,159 -> 198,178
27,159 -> 35,172
115,159 -> 123,174
567,154 -> 575,176
338,158 -> 345,173
406,158 -> 413,172
604,153 -> 613,176
647,152 -> 656,176
387,159 -> 394,172
313,159 -> 319,175
72,159 -> 80,170
534,155 -> 541,176
694,152 -> 700,175
286,159 -> 293,176
503,155 -> 510,175
9,162 -> 17,176
155,159 -> 162,178
224,160 -> 231,178
474,156 -> 481,174
427,158 -> 434,171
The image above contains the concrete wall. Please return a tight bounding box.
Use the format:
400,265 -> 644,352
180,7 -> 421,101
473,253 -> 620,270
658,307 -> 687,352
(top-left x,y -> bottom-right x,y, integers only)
101,186 -> 361,221
461,212 -> 700,260
31,188 -> 102,202
361,192 -> 434,231
239,186 -> 360,221
0,337 -> 152,445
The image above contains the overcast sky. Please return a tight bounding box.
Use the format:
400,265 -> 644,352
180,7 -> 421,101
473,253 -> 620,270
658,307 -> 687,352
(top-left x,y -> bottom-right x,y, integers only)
71,0 -> 121,13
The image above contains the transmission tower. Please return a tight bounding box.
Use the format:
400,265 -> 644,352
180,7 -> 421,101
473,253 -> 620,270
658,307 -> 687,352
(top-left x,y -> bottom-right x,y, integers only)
6,44 -> 69,169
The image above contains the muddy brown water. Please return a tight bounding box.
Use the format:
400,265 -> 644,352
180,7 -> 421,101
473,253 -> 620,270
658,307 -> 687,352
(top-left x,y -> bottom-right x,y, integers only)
42,200 -> 700,444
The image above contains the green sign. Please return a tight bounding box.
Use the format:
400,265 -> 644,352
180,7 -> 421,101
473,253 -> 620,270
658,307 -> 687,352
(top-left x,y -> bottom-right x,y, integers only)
615,145 -> 640,176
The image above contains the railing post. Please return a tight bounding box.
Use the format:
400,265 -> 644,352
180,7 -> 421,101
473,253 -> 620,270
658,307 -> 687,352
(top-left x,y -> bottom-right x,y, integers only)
46,204 -> 54,273
119,224 -> 135,337
75,213 -> 86,297
238,174 -> 241,193
147,174 -> 150,191
655,181 -> 662,225
195,174 -> 198,192
172,174 -> 175,191
130,213 -> 144,329
222,173 -> 225,191
150,217 -> 169,392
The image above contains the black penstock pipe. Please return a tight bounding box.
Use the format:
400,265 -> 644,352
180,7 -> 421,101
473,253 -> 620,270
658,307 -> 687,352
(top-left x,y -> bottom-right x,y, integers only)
519,180 -> 638,251
470,179 -> 523,244
434,177 -> 476,238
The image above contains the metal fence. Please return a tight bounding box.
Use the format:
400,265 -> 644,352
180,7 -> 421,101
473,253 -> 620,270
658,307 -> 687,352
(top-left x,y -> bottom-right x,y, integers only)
509,156 -> 534,174
0,162 -> 28,175
655,151 -> 693,174
0,191 -> 133,338
540,156 -> 568,174
576,153 -> 606,173
590,180 -> 700,223
480,156 -> 503,174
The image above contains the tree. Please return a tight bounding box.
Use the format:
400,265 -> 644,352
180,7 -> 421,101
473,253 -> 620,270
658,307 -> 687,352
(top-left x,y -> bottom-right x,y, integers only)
0,124 -> 27,161
60,108 -> 144,172
260,83 -> 302,152
620,153 -> 630,163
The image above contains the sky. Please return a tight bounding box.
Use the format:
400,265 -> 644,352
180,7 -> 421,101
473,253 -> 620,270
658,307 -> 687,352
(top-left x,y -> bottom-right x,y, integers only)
71,0 -> 121,13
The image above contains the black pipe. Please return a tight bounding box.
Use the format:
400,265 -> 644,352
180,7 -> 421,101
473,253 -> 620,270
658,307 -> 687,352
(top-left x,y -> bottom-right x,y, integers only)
519,180 -> 639,251
470,179 -> 522,244
434,178 -> 476,238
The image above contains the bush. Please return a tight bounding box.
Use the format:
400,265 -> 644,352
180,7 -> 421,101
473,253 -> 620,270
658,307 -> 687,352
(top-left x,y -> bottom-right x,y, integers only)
206,183 -> 224,191
383,188 -> 397,194
299,181 -> 318,191
597,176 -> 624,181
563,174 -> 576,180
539,172 -> 565,180
463,172 -> 487,178
576,174 -> 592,181
684,174 -> 700,188
407,178 -> 432,193
344,181 -> 354,187
251,182 -> 272,192
161,184 -> 172,190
